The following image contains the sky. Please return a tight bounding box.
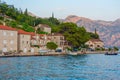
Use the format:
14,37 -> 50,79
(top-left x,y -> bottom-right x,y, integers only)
2,0 -> 120,21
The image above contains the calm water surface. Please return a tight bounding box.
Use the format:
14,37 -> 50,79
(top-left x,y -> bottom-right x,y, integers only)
0,54 -> 120,80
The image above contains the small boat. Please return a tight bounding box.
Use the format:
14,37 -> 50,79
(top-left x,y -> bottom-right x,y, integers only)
105,52 -> 118,55
67,51 -> 77,55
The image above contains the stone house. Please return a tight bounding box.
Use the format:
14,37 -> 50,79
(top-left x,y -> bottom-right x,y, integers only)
39,34 -> 48,50
31,33 -> 48,51
18,30 -> 31,53
36,24 -> 51,34
85,39 -> 104,50
0,25 -> 18,52
48,33 -> 65,50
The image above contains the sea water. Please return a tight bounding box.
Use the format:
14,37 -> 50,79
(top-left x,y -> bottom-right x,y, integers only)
0,54 -> 120,80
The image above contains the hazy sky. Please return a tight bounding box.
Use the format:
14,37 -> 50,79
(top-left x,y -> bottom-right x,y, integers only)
3,0 -> 120,21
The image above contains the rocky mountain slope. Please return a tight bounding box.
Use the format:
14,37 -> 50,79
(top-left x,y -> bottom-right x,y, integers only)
64,15 -> 120,47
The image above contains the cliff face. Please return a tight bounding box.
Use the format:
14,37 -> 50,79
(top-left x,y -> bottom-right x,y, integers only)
64,15 -> 120,47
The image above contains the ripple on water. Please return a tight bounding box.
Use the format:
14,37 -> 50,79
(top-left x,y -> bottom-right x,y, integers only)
0,54 -> 120,80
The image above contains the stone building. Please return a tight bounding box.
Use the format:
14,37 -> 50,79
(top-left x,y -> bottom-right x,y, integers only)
48,33 -> 65,50
0,25 -> 67,53
85,39 -> 104,50
36,24 -> 51,34
18,30 -> 31,53
0,25 -> 18,52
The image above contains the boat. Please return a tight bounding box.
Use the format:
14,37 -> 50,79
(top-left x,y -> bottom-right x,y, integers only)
105,52 -> 118,55
67,51 -> 78,55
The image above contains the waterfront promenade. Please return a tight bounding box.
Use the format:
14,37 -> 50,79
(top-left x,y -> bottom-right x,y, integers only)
0,51 -> 111,57
0,52 -> 66,57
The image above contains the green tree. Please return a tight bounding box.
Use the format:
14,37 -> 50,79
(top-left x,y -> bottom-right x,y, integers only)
0,20 -> 3,24
113,46 -> 119,51
88,32 -> 99,39
108,48 -> 112,51
46,42 -> 58,50
59,22 -> 77,34
48,17 -> 60,25
59,23 -> 90,47
22,23 -> 35,32
24,8 -> 28,16
7,21 -> 17,28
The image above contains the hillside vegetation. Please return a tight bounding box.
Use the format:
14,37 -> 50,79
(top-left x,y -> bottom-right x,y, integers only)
0,1 -> 99,47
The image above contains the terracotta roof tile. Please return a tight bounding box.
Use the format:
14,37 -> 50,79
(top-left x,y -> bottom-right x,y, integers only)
18,30 -> 37,36
90,39 -> 103,42
0,25 -> 17,31
39,34 -> 45,36
18,30 -> 32,35
0,25 -> 48,37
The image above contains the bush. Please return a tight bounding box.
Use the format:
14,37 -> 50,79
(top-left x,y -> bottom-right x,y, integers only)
19,50 -> 23,52
113,46 -> 119,51
66,47 -> 72,51
101,48 -> 105,51
95,48 -> 101,51
31,45 -> 40,48
46,42 -> 58,50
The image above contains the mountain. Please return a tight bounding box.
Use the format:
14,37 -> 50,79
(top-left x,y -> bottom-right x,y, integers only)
64,15 -> 120,47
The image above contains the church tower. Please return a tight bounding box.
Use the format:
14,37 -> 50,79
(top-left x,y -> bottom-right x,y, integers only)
95,28 -> 97,34
52,12 -> 54,18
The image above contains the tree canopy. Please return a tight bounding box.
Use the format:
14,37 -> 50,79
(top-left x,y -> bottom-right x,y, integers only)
46,42 -> 58,50
58,22 -> 98,47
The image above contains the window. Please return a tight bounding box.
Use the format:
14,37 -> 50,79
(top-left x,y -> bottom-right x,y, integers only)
60,37 -> 63,40
4,45 -> 6,47
10,40 -> 14,44
27,41 -> 29,44
3,31 -> 7,36
90,45 -> 93,47
10,32 -> 14,36
97,45 -> 100,47
3,40 -> 7,44
10,48 -> 13,51
60,42 -> 63,45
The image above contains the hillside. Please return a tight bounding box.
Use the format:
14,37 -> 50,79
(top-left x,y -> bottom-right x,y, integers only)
0,2 -> 101,48
64,15 -> 120,47
0,2 -> 61,34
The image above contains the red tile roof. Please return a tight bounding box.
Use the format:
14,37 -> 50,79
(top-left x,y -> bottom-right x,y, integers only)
0,25 -> 17,31
89,39 -> 103,42
0,25 -> 47,37
30,32 -> 35,36
39,34 -> 46,36
18,30 -> 35,35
